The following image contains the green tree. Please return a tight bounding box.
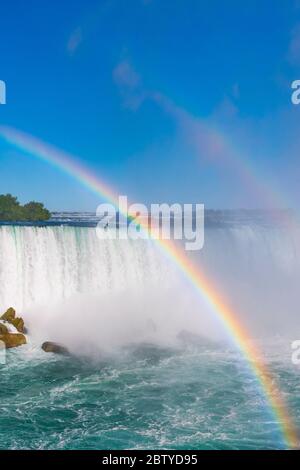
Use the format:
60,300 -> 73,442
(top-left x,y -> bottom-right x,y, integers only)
0,194 -> 23,221
22,201 -> 51,221
0,194 -> 51,221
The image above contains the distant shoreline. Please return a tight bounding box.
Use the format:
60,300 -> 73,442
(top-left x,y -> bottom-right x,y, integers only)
0,209 -> 296,228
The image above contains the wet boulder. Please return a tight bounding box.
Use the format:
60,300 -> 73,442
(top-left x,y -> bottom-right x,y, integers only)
41,342 -> 69,355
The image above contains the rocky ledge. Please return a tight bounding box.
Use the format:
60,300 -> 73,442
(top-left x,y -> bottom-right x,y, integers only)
0,307 -> 27,348
0,307 -> 69,355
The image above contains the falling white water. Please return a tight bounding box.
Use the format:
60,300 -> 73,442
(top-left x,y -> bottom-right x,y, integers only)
0,226 -> 178,312
0,223 -> 299,354
0,226 -> 224,352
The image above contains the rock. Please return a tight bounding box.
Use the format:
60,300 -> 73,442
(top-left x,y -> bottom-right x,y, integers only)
0,308 -> 27,349
0,322 -> 9,335
10,317 -> 25,333
41,342 -> 69,355
0,308 -> 25,333
1,307 -> 16,322
0,333 -> 27,349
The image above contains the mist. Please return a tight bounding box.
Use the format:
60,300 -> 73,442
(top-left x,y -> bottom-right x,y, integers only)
1,222 -> 300,358
23,287 -> 219,356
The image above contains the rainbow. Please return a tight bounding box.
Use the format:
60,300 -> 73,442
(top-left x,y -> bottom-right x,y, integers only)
0,125 -> 298,449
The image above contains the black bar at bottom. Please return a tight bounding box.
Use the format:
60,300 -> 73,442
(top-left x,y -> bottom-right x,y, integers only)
0,450 -> 299,466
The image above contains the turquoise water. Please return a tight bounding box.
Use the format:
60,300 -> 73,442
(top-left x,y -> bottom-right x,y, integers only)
1,341 -> 298,450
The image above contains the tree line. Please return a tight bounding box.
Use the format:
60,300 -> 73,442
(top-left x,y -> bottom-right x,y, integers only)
0,194 -> 51,221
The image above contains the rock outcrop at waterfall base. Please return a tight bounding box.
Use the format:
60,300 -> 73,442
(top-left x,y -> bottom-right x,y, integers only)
0,307 -> 27,348
1,307 -> 16,322
1,307 -> 25,332
41,341 -> 69,355
0,308 -> 69,353
0,323 -> 9,335
0,333 -> 26,348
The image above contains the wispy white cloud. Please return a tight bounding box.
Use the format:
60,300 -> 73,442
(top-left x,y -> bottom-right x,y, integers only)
113,60 -> 147,110
287,23 -> 300,65
113,60 -> 141,88
151,92 -> 239,166
66,0 -> 111,56
66,0 -> 151,57
67,27 -> 83,55
112,59 -> 237,164
231,83 -> 240,100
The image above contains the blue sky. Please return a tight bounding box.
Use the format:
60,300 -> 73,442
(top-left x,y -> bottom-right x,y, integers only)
0,0 -> 300,210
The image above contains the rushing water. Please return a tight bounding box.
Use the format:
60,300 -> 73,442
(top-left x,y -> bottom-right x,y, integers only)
0,213 -> 300,449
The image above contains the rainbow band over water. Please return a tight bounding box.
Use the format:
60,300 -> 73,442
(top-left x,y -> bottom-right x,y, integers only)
0,125 -> 298,449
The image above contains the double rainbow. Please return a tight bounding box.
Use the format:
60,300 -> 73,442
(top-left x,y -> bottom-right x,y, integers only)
0,125 -> 298,449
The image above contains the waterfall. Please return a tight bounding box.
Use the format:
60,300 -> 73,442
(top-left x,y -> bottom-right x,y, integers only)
0,226 -> 177,312
0,223 -> 299,350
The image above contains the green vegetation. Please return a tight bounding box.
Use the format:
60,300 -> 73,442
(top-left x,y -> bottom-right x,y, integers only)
0,194 -> 51,221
